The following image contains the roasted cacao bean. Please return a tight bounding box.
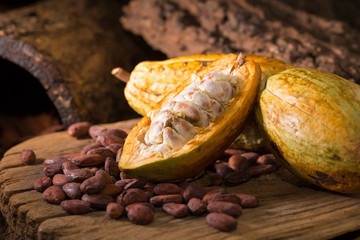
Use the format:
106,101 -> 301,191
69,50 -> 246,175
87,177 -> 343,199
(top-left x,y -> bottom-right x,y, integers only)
34,176 -> 52,192
20,149 -> 36,165
42,185 -> 66,204
206,212 -> 237,232
61,199 -> 91,214
187,198 -> 207,216
162,203 -> 188,218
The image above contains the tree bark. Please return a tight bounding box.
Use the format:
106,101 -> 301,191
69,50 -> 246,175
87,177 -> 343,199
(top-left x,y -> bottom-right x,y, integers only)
121,0 -> 360,83
0,0 -> 154,127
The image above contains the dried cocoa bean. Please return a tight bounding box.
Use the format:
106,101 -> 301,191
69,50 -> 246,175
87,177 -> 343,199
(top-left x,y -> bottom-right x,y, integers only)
62,182 -> 82,199
211,194 -> 241,205
123,178 -> 147,190
81,142 -> 103,154
89,125 -> 107,140
65,168 -> 93,182
203,186 -> 226,194
126,204 -> 154,225
61,199 -> 91,214
44,156 -> 67,166
235,193 -> 259,208
247,164 -> 276,176
257,154 -> 280,167
154,183 -> 182,195
115,126 -> 131,135
81,194 -> 113,210
224,149 -> 246,156
118,188 -> 148,206
42,185 -> 66,204
99,129 -> 128,139
187,198 -> 207,216
183,182 -> 206,202
95,170 -> 114,184
241,152 -> 260,165
203,188 -> 228,202
206,212 -> 237,232
207,201 -> 242,218
99,184 -> 123,197
214,162 -> 233,177
105,143 -> 123,155
71,154 -> 104,167
53,174 -> 70,186
125,203 -> 155,213
80,175 -> 106,194
162,203 -> 188,218
228,155 -> 249,171
149,194 -> 183,206
223,171 -> 252,186
62,160 -> 79,175
34,176 -> 52,192
116,147 -> 123,163
207,172 -> 222,186
97,135 -> 124,147
90,167 -> 99,175
44,162 -> 63,177
20,149 -> 36,165
87,147 -> 115,159
144,183 -> 155,199
115,179 -> 134,188
67,122 -> 91,138
106,202 -> 124,219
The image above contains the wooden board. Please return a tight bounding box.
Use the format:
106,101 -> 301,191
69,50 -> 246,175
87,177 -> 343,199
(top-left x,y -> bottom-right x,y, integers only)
1,119 -> 360,240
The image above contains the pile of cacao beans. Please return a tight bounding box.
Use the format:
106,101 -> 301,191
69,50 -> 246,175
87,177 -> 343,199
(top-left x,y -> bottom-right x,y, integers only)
27,122 -> 279,232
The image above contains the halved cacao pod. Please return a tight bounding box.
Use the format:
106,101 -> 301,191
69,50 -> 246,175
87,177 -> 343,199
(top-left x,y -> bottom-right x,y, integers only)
124,53 -> 294,151
119,54 -> 261,182
256,68 -> 360,193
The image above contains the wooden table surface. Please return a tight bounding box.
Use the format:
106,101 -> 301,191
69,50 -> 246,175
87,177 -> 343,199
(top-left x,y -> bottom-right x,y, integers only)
1,119 -> 360,240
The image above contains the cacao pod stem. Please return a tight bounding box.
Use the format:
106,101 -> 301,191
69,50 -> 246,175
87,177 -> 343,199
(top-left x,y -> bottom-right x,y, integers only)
112,67 -> 130,83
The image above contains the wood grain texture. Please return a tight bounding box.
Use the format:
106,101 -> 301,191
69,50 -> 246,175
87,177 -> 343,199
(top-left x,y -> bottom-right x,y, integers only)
1,119 -> 360,240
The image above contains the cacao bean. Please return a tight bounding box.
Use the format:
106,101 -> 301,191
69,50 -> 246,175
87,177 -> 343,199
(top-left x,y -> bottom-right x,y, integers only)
67,122 -> 91,138
203,188 -> 228,202
61,199 -> 91,215
89,125 -> 107,140
20,149 -> 36,165
95,170 -> 114,184
82,194 -> 113,210
214,162 -> 233,177
65,168 -> 93,182
154,183 -> 182,195
162,203 -> 188,218
105,143 -> 123,155
247,164 -> 276,176
53,174 -> 70,186
62,182 -> 82,199
203,186 -> 226,194
228,155 -> 249,171
44,162 -> 63,177
42,185 -> 66,204
87,147 -> 115,159
81,142 -> 103,154
150,194 -> 183,206
223,171 -> 252,186
115,179 -> 134,188
71,154 -> 104,167
123,178 -> 148,190
80,175 -> 106,194
207,172 -> 222,186
235,193 -> 259,208
43,156 -> 67,166
106,202 -> 124,219
62,160 -> 79,175
206,212 -> 237,232
207,201 -> 242,218
125,203 -> 155,214
126,204 -> 154,225
118,188 -> 148,206
183,182 -> 206,202
99,184 -> 123,197
241,152 -> 260,165
97,135 -> 124,147
33,176 -> 52,192
187,198 -> 207,216
115,147 -> 123,163
224,149 -> 246,156
257,154 -> 280,167
211,194 -> 241,205
99,129 -> 128,139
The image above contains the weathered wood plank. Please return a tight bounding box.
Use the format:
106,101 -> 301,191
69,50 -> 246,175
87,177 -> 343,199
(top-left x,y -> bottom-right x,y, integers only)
1,118 -> 360,239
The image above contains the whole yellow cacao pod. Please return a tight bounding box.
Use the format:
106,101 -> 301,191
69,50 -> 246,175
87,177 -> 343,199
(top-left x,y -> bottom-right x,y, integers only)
119,54 -> 261,182
123,53 -> 294,151
256,68 -> 360,193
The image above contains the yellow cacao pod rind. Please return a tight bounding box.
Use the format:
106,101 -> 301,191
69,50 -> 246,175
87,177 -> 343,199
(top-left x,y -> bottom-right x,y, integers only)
256,68 -> 360,193
120,55 -> 261,182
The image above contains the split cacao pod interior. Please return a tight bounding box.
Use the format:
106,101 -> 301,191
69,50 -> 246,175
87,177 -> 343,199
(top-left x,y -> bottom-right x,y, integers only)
124,53 -> 294,151
256,68 -> 360,193
119,54 -> 261,182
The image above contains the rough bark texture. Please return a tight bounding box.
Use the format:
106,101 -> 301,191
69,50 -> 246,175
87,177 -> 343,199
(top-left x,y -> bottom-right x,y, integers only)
121,0 -> 360,83
0,0 -> 159,127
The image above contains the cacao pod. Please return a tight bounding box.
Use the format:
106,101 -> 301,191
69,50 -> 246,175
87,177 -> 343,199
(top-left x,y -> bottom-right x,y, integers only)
119,54 -> 261,182
256,68 -> 360,193
124,53 -> 294,150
